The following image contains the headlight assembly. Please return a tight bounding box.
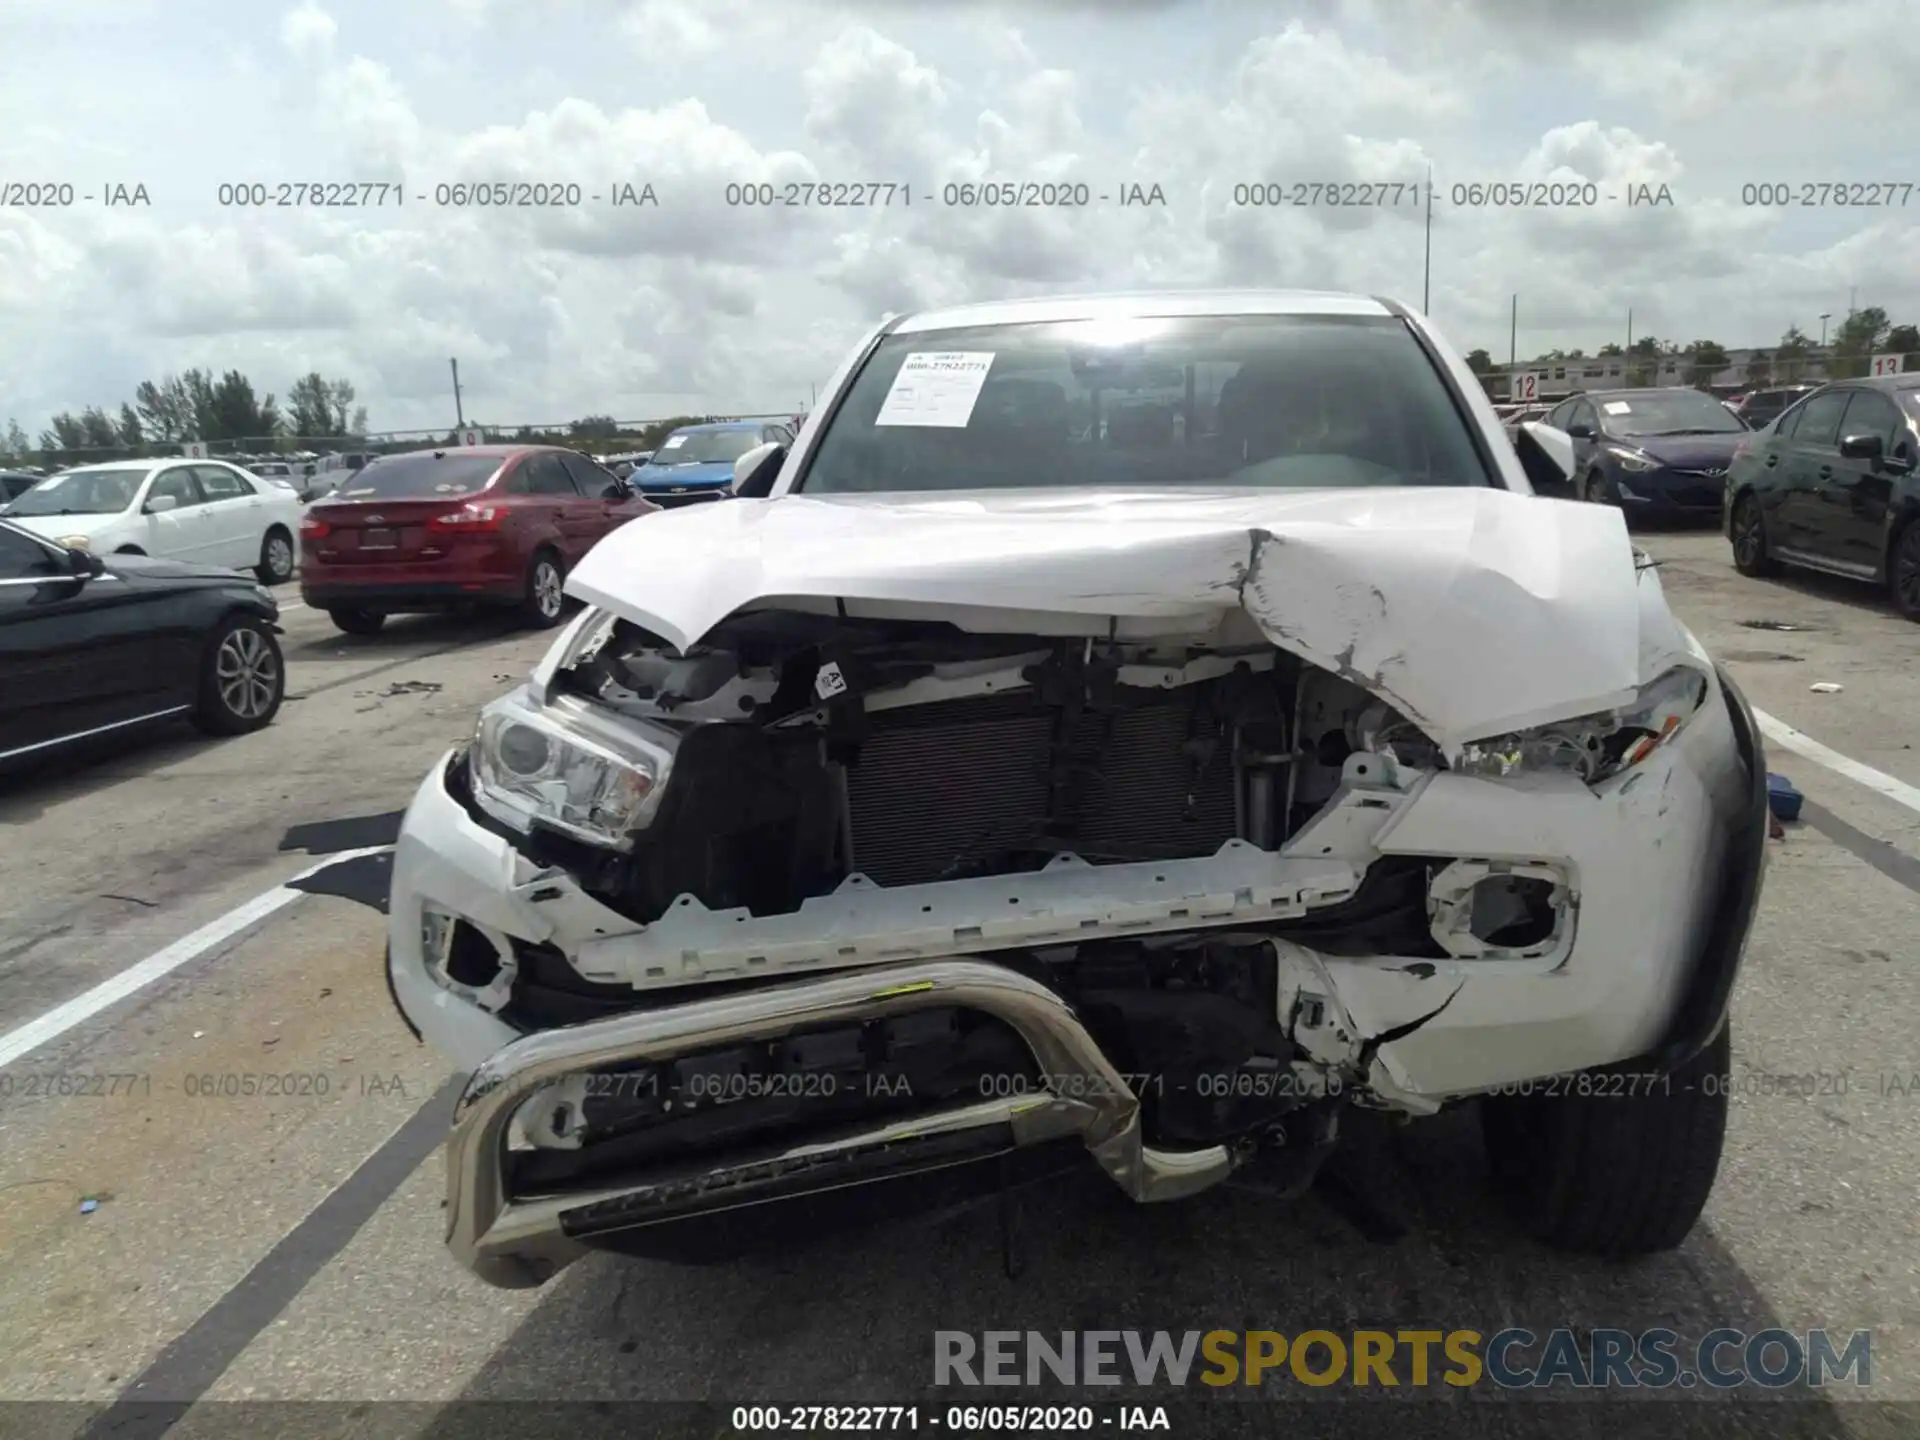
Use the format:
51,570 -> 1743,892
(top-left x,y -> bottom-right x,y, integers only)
1606,446 -> 1659,473
1454,666 -> 1710,786
469,686 -> 677,848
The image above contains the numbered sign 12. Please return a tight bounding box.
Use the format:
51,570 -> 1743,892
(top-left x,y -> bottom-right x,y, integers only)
1510,372 -> 1541,403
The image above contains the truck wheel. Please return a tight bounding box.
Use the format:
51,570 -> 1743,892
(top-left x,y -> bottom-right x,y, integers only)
1730,494 -> 1780,578
519,550 -> 566,629
329,607 -> 387,635
1480,1022 -> 1730,1258
192,615 -> 285,736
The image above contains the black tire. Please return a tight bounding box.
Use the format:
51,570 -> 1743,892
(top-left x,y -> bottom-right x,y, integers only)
1729,492 -> 1780,578
1577,470 -> 1603,504
256,526 -> 295,585
1479,1022 -> 1730,1259
518,549 -> 566,629
1888,520 -> 1920,622
329,607 -> 387,636
114,545 -> 146,556
191,614 -> 285,737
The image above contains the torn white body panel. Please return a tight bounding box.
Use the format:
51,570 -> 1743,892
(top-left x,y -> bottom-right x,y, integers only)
389,673 -> 1741,1099
566,486 -> 1686,746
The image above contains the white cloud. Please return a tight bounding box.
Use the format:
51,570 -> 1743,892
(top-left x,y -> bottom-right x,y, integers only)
278,1 -> 336,60
3,0 -> 1917,439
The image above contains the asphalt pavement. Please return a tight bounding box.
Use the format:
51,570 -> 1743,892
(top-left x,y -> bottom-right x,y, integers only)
1,532 -> 1917,1439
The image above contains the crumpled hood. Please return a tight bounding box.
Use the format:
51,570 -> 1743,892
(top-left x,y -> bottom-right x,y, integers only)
565,486 -> 1693,745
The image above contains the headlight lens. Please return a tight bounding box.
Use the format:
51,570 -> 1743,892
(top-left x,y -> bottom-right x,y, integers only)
1606,446 -> 1659,472
469,686 -> 676,848
59,534 -> 92,550
1455,666 -> 1710,785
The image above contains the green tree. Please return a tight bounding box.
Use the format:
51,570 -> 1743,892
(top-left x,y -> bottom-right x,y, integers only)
1597,342 -> 1624,357
569,415 -> 620,439
1777,325 -> 1812,382
118,403 -> 144,450
3,418 -> 28,460
41,413 -> 85,460
135,376 -> 193,442
1684,341 -> 1730,388
1744,350 -> 1774,385
1464,348 -> 1494,374
1886,323 -> 1919,364
206,370 -> 282,443
1625,336 -> 1661,386
287,373 -> 334,438
1829,306 -> 1890,379
79,406 -> 120,453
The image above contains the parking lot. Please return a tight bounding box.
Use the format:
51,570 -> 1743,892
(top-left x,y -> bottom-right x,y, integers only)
2,529 -> 1918,1437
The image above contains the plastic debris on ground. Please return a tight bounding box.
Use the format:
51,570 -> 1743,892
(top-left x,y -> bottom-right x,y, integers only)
1809,682 -> 1843,693
80,1199 -> 100,1215
1767,773 -> 1803,823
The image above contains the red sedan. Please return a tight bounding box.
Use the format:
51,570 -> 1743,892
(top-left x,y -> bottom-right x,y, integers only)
298,446 -> 658,635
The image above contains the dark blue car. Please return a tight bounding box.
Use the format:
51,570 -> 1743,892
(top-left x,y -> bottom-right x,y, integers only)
632,420 -> 797,507
1544,387 -> 1750,524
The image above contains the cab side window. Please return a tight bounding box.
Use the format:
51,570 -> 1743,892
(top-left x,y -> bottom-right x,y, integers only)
1791,390 -> 1851,448
1838,391 -> 1903,451
524,454 -> 579,496
194,465 -> 250,501
147,468 -> 205,509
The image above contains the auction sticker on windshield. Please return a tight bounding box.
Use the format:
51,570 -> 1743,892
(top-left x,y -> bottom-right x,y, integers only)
875,352 -> 996,427
662,435 -> 687,449
1604,401 -> 1632,415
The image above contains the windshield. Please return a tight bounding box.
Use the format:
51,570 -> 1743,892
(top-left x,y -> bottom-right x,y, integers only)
3,466 -> 149,515
1600,390 -> 1747,437
798,314 -> 1493,494
648,429 -> 763,466
329,453 -> 503,499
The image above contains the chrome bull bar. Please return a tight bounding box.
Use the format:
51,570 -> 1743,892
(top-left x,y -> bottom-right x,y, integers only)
445,957 -> 1239,1287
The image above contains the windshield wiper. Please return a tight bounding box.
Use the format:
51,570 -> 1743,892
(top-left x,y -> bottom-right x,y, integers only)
1635,428 -> 1733,437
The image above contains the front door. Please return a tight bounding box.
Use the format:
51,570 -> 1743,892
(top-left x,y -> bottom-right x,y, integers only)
192,464 -> 264,569
136,466 -> 211,562
1816,389 -> 1911,576
1773,388 -> 1850,555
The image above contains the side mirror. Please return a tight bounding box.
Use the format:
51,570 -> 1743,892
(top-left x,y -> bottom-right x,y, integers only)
1514,422 -> 1578,499
732,441 -> 787,498
1565,422 -> 1595,440
600,481 -> 629,500
1837,432 -> 1884,463
145,493 -> 178,513
68,546 -> 105,578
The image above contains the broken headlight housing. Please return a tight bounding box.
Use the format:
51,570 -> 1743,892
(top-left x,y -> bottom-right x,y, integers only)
1454,666 -> 1710,785
468,685 -> 677,848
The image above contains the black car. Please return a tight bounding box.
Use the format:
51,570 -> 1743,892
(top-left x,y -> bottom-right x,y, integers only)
0,471 -> 41,504
1730,384 -> 1818,430
1544,387 -> 1750,523
0,519 -> 286,769
1724,375 -> 1920,620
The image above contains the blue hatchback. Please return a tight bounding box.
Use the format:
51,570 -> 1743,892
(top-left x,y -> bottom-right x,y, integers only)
633,420 -> 796,507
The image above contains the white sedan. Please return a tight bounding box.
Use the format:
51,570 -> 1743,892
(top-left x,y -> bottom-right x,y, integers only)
0,458 -> 304,583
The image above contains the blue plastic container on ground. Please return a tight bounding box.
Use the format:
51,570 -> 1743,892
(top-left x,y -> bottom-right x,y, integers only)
1767,772 -> 1803,822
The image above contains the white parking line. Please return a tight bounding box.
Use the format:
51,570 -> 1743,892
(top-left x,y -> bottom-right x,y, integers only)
0,846 -> 394,1070
1753,709 -> 1920,817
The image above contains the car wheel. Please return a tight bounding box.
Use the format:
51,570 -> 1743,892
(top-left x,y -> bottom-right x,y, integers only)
115,545 -> 146,556
1729,493 -> 1780,578
519,550 -> 566,629
1479,1022 -> 1729,1259
256,526 -> 295,585
329,607 -> 387,636
192,615 -> 285,737
1889,520 -> 1920,622
1578,470 -> 1603,504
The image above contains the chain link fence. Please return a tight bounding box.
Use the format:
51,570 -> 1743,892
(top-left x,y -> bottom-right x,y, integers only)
0,412 -> 808,473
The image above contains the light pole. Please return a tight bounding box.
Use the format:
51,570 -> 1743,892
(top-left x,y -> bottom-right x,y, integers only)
1819,313 -> 1831,347
1509,294 -> 1517,368
1422,164 -> 1433,314
451,358 -> 465,427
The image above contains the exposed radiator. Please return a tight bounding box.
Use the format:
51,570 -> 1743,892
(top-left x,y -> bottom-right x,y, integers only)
844,691 -> 1239,888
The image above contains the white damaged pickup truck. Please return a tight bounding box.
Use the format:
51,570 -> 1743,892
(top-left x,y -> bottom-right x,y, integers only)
384,291 -> 1769,1287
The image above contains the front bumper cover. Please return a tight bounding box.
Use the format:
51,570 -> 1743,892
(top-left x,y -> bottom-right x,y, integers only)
390,667 -> 1769,1288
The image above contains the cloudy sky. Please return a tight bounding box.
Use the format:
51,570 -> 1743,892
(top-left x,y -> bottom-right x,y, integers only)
3,0 -> 1917,439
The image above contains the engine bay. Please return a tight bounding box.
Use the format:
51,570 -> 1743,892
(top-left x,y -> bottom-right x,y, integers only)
541,609 -> 1448,927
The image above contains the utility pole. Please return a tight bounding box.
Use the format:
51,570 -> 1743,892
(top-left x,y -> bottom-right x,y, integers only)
1626,308 -> 1633,354
1422,164 -> 1433,314
450,358 -> 465,427
1509,294 -> 1517,367
1819,313 -> 1831,347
